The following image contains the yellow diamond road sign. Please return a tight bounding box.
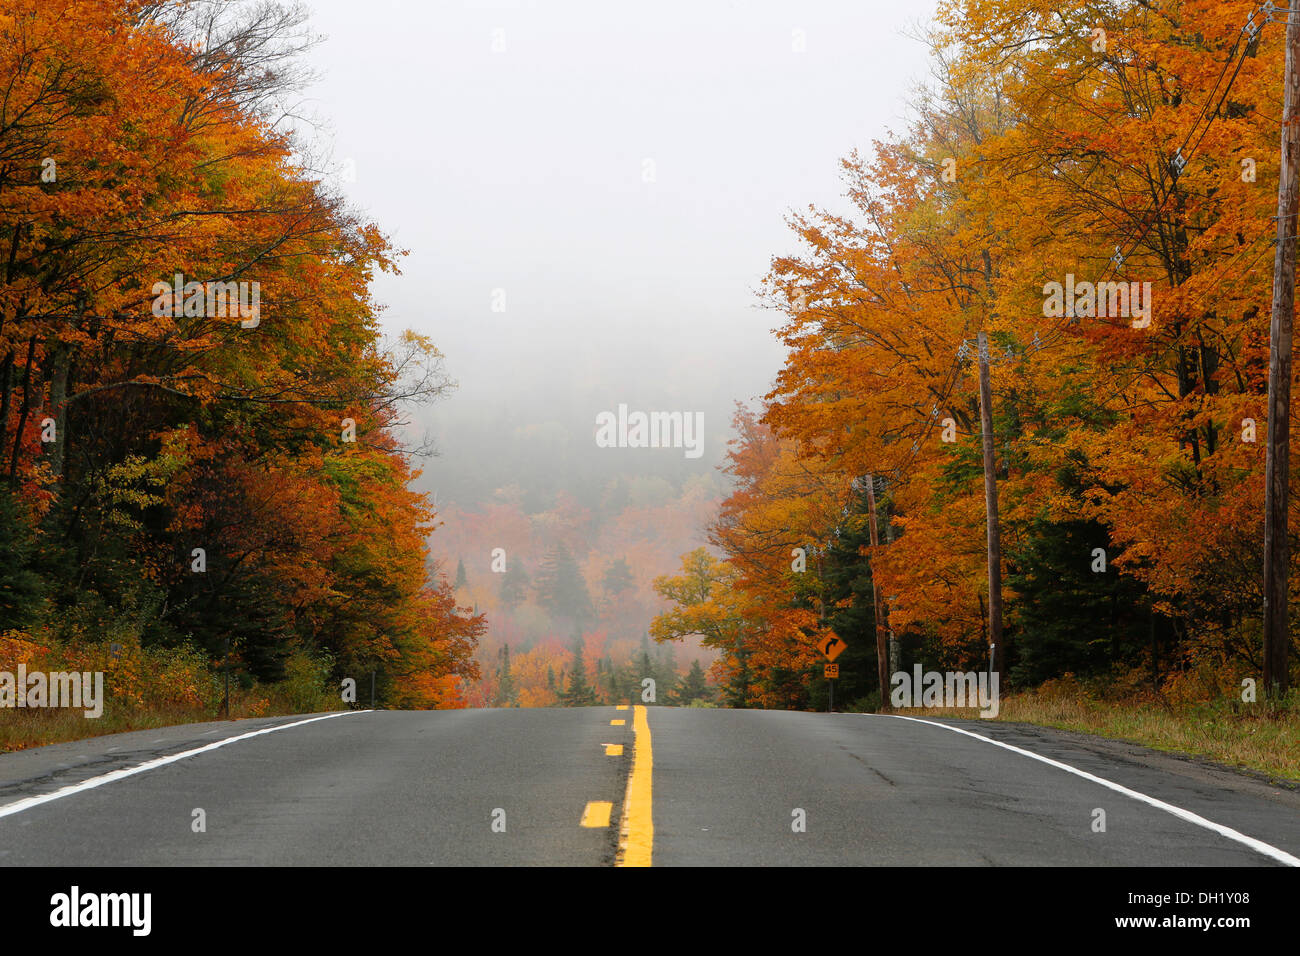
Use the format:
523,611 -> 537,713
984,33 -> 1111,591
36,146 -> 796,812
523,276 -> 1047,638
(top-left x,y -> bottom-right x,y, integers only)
817,634 -> 847,662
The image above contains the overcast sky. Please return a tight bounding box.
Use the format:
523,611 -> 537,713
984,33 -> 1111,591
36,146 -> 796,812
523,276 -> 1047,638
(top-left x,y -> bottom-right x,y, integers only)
297,0 -> 944,502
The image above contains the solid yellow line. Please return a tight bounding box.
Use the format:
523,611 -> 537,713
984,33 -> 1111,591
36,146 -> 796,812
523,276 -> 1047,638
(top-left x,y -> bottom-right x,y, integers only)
610,719 -> 625,726
616,704 -> 653,867
580,800 -> 613,828
604,744 -> 624,756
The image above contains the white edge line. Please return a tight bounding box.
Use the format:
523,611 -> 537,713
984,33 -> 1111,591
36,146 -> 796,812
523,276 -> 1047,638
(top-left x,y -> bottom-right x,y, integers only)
0,710 -> 370,819
869,713 -> 1300,867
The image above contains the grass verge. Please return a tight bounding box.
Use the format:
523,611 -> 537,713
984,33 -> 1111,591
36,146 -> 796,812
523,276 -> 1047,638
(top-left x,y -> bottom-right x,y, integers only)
888,684 -> 1300,783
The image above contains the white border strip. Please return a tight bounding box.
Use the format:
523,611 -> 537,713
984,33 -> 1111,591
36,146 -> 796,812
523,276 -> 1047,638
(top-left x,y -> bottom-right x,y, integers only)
0,710 -> 369,819
873,714 -> 1300,867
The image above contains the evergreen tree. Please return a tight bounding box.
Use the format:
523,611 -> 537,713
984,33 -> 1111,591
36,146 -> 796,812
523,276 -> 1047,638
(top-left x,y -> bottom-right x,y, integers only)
1007,515 -> 1154,686
610,658 -> 640,704
635,634 -> 660,703
495,644 -> 518,707
500,561 -> 530,609
0,488 -> 46,631
455,558 -> 467,589
601,556 -> 635,600
655,642 -> 679,704
534,543 -> 593,628
559,636 -> 597,706
595,655 -> 611,704
809,485 -> 882,711
676,659 -> 710,705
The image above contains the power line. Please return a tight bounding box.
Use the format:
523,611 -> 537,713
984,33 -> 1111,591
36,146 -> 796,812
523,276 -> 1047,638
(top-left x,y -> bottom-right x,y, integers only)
846,5 -> 1273,488
1035,4 -> 1262,351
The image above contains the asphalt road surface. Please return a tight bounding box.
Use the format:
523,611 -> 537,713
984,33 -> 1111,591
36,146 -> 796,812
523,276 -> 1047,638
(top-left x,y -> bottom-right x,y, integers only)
2,706 -> 1299,866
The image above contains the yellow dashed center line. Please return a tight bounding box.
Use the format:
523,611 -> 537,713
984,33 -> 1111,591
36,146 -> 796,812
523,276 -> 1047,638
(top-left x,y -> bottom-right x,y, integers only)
616,704 -> 653,867
610,719 -> 625,726
604,743 -> 624,756
580,800 -> 613,828
615,704 -> 629,711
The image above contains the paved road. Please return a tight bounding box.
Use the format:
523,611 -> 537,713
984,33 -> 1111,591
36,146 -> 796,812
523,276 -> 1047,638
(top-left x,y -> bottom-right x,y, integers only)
2,706 -> 1298,866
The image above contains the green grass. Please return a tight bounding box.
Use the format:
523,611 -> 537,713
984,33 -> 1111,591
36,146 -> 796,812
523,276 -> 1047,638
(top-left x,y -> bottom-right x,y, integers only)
888,690 -> 1300,783
992,692 -> 1300,782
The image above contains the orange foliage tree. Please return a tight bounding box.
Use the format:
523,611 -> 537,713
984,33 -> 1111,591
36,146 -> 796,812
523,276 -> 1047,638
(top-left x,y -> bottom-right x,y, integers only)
656,0 -> 1293,708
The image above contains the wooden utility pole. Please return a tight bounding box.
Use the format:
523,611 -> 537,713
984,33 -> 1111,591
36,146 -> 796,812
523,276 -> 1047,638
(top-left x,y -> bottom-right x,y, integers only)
883,507 -> 899,678
1264,3 -> 1300,700
864,474 -> 890,706
976,332 -> 1005,678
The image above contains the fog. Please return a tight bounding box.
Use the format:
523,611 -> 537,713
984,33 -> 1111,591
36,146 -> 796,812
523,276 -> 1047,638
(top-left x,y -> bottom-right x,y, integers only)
298,0 -> 941,506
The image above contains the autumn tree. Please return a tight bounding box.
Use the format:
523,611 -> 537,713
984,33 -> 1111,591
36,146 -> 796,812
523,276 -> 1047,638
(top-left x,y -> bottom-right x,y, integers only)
0,0 -> 480,711
656,0 -> 1296,709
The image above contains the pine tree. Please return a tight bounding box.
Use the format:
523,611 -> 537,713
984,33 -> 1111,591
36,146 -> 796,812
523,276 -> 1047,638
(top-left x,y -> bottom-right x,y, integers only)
601,556 -> 635,600
635,633 -> 658,703
500,561 -> 529,609
676,660 -> 710,705
559,636 -> 597,706
0,488 -> 46,631
1007,515 -> 1153,686
495,644 -> 518,707
455,558 -> 468,589
656,643 -> 679,703
534,544 -> 593,628
812,487 -> 880,711
611,658 -> 640,704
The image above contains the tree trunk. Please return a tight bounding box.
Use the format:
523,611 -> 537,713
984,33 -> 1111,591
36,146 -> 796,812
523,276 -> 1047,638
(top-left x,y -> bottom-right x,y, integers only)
865,474 -> 890,709
977,332 -> 1006,679
46,341 -> 71,480
0,348 -> 13,459
1263,5 -> 1300,699
8,335 -> 36,483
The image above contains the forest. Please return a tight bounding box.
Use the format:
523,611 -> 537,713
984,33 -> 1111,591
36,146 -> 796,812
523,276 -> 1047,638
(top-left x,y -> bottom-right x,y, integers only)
0,0 -> 483,723
436,478 -> 720,708
5,0 -> 1299,731
652,0 -> 1300,712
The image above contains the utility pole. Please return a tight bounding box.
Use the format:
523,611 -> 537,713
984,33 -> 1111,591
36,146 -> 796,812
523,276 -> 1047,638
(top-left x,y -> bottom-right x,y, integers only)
865,474 -> 890,706
883,511 -> 899,679
976,332 -> 1005,678
1264,1 -> 1300,700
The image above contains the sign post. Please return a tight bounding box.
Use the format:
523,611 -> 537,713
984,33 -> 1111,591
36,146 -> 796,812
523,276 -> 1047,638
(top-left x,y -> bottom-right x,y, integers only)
818,636 -> 846,712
